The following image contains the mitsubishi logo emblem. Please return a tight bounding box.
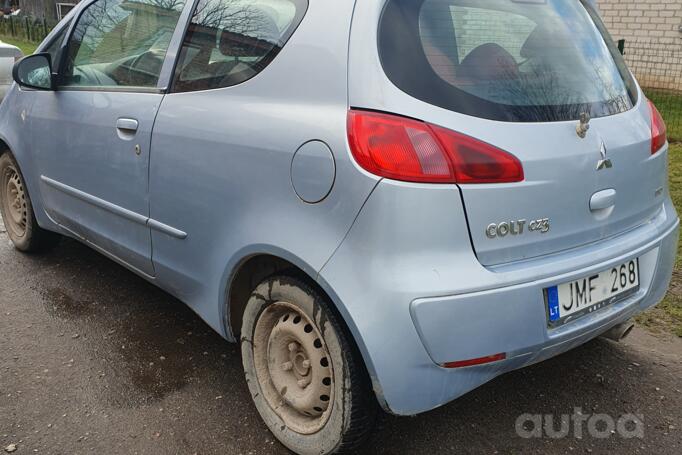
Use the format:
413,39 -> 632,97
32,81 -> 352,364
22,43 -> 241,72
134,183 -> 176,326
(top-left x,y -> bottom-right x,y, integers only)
596,141 -> 613,171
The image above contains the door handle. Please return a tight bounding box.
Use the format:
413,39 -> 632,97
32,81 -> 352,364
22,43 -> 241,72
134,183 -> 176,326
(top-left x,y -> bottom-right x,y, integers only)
116,118 -> 139,132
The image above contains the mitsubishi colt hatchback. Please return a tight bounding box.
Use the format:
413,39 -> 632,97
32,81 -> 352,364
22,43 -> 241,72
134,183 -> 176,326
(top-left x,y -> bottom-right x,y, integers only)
0,0 -> 678,453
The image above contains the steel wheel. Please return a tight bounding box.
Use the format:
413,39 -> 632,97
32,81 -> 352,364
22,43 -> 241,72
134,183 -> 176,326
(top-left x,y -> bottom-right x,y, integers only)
253,301 -> 335,434
241,275 -> 379,455
0,152 -> 60,253
1,162 -> 28,239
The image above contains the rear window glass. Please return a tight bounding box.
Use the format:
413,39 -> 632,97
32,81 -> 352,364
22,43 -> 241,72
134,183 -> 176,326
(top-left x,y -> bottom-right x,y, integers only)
378,0 -> 638,122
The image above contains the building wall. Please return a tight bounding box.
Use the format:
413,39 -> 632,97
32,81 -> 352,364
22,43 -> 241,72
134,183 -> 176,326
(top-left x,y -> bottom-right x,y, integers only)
598,0 -> 682,90
599,0 -> 682,45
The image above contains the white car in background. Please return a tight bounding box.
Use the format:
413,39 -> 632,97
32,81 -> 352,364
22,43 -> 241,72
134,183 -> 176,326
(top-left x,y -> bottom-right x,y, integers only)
0,41 -> 22,101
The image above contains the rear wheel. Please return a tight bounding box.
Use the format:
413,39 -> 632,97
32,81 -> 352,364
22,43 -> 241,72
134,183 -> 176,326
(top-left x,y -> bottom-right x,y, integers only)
0,153 -> 59,252
241,275 -> 378,454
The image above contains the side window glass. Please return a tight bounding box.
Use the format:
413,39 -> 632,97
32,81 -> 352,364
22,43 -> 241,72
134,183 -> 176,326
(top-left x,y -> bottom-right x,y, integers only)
172,0 -> 307,93
62,0 -> 186,88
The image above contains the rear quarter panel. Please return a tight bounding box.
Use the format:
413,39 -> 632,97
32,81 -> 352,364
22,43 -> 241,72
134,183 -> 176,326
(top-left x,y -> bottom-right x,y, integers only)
147,0 -> 377,337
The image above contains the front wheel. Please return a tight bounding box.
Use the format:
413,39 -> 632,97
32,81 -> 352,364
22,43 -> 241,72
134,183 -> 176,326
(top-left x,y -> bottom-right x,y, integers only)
241,275 -> 378,454
0,152 -> 60,252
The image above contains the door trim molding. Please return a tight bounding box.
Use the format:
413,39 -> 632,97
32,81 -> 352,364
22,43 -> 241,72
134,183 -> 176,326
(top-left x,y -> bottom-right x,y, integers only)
40,175 -> 187,239
147,219 -> 188,239
41,175 -> 148,225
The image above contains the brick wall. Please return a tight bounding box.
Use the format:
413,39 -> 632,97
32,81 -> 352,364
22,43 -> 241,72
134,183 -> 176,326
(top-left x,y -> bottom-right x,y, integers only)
598,0 -> 682,90
599,0 -> 681,44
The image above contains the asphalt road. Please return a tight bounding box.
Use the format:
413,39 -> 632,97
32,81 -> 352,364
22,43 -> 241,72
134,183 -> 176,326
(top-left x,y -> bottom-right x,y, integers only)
1,220 -> 681,455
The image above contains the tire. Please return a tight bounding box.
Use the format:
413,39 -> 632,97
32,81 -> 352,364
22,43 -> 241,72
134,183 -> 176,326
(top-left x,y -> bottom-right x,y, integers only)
241,275 -> 379,454
0,152 -> 60,252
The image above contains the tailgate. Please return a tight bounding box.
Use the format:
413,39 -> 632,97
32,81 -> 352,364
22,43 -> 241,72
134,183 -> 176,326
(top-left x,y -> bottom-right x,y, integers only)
460,101 -> 666,265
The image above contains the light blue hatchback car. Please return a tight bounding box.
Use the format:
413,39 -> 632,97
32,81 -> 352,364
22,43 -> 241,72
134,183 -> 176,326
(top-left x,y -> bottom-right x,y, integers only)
0,0 -> 678,453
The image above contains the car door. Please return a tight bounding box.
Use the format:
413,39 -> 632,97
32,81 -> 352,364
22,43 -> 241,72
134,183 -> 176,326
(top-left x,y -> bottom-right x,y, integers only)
29,0 -> 189,277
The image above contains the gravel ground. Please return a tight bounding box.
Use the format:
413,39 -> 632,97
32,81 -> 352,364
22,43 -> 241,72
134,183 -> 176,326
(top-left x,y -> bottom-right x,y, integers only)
1,220 -> 681,454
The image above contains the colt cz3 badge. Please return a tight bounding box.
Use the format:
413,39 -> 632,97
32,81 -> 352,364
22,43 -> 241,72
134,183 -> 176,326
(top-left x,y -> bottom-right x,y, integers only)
486,218 -> 551,239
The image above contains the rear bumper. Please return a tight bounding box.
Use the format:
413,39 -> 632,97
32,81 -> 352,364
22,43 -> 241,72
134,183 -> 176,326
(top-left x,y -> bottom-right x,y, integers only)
319,180 -> 679,416
411,217 -> 677,369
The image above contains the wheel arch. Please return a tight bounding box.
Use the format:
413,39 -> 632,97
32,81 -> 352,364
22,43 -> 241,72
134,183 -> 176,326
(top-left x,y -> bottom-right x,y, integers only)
0,137 -> 11,156
0,132 -> 31,183
222,248 -> 387,411
225,250 -> 339,341
0,131 -> 59,236
225,252 -> 301,341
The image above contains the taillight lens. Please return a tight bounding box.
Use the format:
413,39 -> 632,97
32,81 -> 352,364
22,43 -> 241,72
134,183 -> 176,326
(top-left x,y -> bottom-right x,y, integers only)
649,100 -> 667,155
347,110 -> 454,183
347,110 -> 523,184
430,125 -> 525,184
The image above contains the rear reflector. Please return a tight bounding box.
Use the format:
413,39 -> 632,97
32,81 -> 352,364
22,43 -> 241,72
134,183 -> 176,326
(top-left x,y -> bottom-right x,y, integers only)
347,110 -> 524,184
441,353 -> 507,369
648,100 -> 667,155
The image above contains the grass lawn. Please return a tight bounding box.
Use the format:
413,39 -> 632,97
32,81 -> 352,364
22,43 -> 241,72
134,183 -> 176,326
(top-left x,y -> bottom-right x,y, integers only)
0,36 -> 37,56
637,142 -> 682,337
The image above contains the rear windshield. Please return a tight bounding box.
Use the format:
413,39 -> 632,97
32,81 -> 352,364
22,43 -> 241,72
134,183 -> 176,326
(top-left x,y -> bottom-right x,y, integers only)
378,0 -> 638,122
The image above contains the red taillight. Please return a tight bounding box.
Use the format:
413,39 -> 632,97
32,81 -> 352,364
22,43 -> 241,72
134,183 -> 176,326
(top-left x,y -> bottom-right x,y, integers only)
430,125 -> 525,184
347,110 -> 454,183
441,353 -> 507,369
347,110 -> 524,184
649,100 -> 667,155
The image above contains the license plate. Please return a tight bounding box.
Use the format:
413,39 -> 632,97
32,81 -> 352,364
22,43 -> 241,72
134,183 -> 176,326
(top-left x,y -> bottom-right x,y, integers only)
545,258 -> 640,326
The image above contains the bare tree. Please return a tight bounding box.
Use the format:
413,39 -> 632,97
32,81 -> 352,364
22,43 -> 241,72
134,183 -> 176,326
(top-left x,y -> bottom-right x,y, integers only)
192,0 -> 269,37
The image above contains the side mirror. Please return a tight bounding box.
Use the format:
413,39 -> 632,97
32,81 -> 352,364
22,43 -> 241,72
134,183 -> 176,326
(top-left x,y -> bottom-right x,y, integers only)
12,53 -> 54,91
